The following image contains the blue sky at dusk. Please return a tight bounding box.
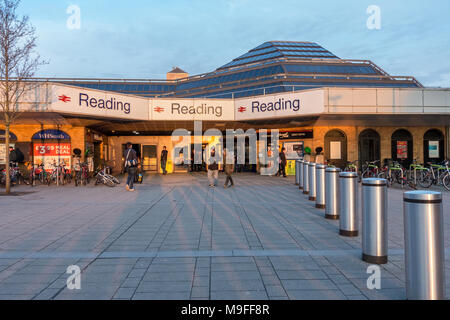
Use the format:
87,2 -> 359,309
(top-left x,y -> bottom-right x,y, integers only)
18,0 -> 450,87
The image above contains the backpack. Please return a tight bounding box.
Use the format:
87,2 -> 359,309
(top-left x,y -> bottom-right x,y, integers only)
125,149 -> 137,167
15,148 -> 24,163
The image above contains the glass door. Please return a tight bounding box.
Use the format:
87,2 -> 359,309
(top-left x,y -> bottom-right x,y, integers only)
142,145 -> 157,171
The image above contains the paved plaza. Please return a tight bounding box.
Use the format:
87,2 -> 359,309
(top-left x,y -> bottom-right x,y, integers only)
0,173 -> 449,300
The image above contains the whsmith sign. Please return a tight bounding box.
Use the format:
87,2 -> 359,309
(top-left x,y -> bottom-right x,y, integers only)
23,84 -> 325,121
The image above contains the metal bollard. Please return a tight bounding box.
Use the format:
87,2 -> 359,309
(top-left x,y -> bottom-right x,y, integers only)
403,191 -> 445,300
298,159 -> 304,190
339,172 -> 358,237
315,165 -> 326,209
325,167 -> 340,219
303,162 -> 309,194
308,163 -> 316,201
362,178 -> 388,264
295,160 -> 301,185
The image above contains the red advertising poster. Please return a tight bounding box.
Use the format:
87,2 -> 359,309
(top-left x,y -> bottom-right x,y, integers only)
33,142 -> 71,171
396,141 -> 408,159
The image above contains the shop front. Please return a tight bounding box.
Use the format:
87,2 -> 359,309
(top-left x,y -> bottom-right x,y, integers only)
32,129 -> 72,171
0,130 -> 17,167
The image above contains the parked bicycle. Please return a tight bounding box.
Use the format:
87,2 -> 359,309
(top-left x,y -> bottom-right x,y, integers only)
361,160 -> 380,179
418,160 -> 448,188
384,161 -> 417,189
94,166 -> 120,187
344,160 -> 361,182
0,165 -> 30,186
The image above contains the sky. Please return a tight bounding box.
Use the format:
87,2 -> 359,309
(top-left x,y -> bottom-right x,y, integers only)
16,0 -> 450,87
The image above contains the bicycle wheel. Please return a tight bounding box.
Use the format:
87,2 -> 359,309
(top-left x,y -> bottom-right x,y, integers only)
407,179 -> 417,190
65,173 -> 72,185
19,174 -> 30,185
437,171 -> 446,186
38,172 -> 45,185
443,174 -> 450,191
417,170 -> 432,188
105,174 -> 120,184
104,177 -> 116,187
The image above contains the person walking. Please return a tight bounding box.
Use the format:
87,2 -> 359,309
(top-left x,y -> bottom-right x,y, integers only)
124,142 -> 138,191
160,146 -> 168,175
72,148 -> 82,187
276,147 -> 287,177
207,147 -> 219,187
223,148 -> 234,188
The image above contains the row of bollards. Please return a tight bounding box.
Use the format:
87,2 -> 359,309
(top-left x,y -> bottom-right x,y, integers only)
294,159 -> 446,300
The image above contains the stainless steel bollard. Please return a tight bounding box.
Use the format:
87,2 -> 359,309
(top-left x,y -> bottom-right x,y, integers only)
303,162 -> 309,194
325,167 -> 340,219
339,172 -> 358,237
295,160 -> 300,185
315,165 -> 326,209
403,191 -> 445,300
308,163 -> 316,201
362,178 -> 388,264
298,159 -> 304,190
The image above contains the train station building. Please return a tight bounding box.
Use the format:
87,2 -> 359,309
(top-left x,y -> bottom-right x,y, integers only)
1,41 -> 449,174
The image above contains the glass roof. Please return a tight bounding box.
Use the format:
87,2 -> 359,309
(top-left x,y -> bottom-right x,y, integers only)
218,41 -> 339,70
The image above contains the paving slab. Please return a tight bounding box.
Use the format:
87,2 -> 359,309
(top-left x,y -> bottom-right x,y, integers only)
0,173 -> 448,300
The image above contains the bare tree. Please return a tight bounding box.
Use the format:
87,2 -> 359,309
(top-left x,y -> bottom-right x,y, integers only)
0,0 -> 45,194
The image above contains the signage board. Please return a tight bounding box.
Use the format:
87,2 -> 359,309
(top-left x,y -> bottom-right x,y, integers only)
235,90 -> 324,120
397,141 -> 408,159
33,142 -> 71,170
51,84 -> 149,121
0,143 -> 15,165
429,141 -> 439,158
0,130 -> 18,141
151,98 -> 234,121
32,129 -> 71,140
283,141 -> 304,159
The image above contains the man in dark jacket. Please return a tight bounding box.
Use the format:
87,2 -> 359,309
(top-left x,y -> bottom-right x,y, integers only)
223,148 -> 234,188
124,142 -> 138,191
276,147 -> 287,177
161,146 -> 168,175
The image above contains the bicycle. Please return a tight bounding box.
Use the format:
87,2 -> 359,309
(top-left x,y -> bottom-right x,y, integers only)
94,166 -> 120,187
440,160 -> 450,191
80,162 -> 91,186
344,160 -> 361,182
419,161 -> 447,188
361,160 -> 380,179
408,160 -> 429,189
386,161 -> 417,189
47,161 -> 70,186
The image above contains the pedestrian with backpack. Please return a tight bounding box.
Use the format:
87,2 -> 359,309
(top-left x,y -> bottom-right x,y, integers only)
124,142 -> 138,192
223,148 -> 234,188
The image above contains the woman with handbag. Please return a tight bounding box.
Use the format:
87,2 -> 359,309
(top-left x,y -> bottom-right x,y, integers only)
123,142 -> 138,192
